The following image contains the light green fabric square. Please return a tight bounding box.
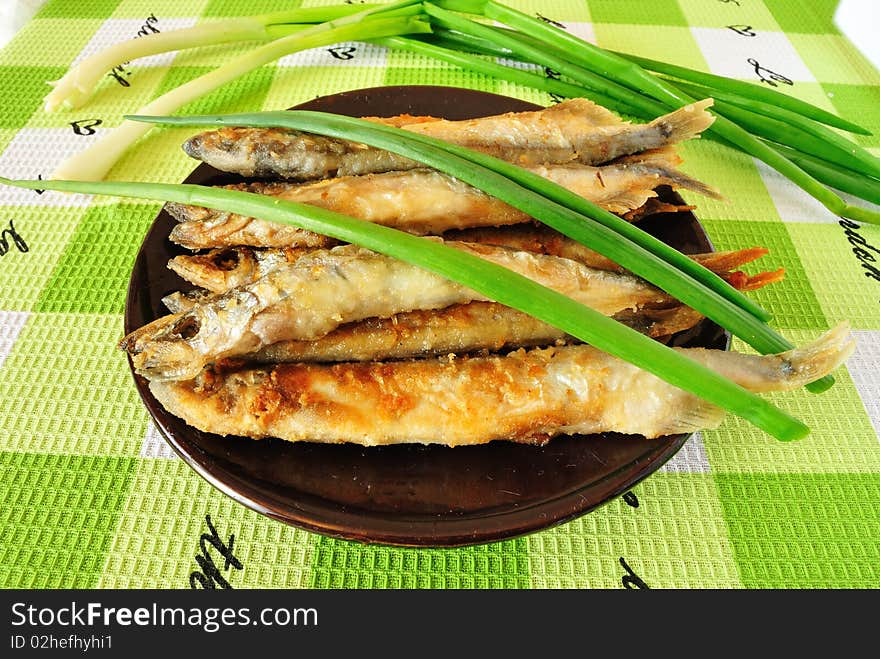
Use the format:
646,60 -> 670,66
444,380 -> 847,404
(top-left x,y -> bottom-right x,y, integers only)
262,65 -> 387,111
822,83 -> 880,149
593,24 -> 706,68
703,328 -> 880,474
99,458 -> 317,588
588,0 -> 687,27
151,65 -> 274,116
789,34 -> 880,86
36,0 -> 122,19
0,452 -> 137,588
384,65 -> 501,94
715,473 -> 880,588
0,66 -> 68,128
106,125 -> 201,183
0,18 -> 103,67
677,0 -> 782,31
528,474 -> 743,588
0,129 -> 15,155
676,140 -> 781,223
0,205 -> 88,312
110,0 -> 209,19
762,0 -> 842,35
0,313 -> 148,457
785,221 -> 880,330
202,0 -> 304,18
495,0 -> 592,23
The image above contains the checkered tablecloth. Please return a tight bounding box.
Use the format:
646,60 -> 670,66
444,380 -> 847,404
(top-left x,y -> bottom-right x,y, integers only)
1,0 -> 878,589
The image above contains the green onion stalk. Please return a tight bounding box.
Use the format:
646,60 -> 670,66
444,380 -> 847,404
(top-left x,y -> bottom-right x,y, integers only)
769,143 -> 880,206
129,110 -> 851,396
50,0 -> 430,182
42,5 -> 376,112
0,173 -> 810,442
610,50 -> 871,135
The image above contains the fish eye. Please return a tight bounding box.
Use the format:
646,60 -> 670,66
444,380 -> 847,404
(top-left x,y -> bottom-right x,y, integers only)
172,316 -> 201,340
213,249 -> 239,271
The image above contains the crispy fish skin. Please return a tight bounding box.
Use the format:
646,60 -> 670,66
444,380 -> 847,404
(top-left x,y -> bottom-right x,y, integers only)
165,150 -> 718,250
148,324 -> 854,446
122,242 -> 674,381
246,301 -> 707,364
182,99 -> 715,180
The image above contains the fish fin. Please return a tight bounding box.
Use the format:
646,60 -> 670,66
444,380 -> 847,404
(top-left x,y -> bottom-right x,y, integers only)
614,147 -> 722,200
652,399 -> 726,437
553,98 -> 624,127
692,247 -> 769,272
162,289 -> 213,314
650,98 -> 716,145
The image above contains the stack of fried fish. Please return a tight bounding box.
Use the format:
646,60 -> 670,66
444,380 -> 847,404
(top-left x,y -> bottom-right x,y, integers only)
120,98 -> 853,446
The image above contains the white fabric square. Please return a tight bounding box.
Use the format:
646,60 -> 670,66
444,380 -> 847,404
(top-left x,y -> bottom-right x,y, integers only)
0,311 -> 30,370
846,330 -> 880,441
660,431 -> 711,472
72,17 -> 198,68
753,158 -> 837,224
276,41 -> 388,68
0,128 -> 101,207
754,158 -> 880,224
139,421 -> 178,459
691,27 -> 815,83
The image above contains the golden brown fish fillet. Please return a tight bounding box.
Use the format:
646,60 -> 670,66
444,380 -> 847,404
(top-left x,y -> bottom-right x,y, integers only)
148,324 -> 854,446
122,241 -> 676,381
165,150 -> 718,250
181,98 -> 715,179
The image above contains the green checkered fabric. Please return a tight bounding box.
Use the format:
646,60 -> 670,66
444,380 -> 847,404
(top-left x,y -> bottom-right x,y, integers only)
1,0 -> 878,590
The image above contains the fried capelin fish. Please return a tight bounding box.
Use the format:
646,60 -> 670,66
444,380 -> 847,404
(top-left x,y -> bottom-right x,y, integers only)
122,242 -> 676,381
168,241 -> 778,295
165,149 -> 719,249
181,98 -> 714,180
148,323 -> 854,446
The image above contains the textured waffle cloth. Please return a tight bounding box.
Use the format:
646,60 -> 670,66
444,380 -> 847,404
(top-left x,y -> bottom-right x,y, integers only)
0,0 -> 878,589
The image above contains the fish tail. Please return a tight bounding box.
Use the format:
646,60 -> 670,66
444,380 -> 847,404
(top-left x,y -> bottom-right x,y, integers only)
772,322 -> 856,391
649,98 -> 716,145
620,146 -> 722,200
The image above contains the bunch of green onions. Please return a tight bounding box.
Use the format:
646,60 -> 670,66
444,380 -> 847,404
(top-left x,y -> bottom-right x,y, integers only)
42,0 -> 879,226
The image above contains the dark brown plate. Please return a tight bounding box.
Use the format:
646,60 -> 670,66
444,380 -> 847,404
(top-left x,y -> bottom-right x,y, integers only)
124,86 -> 728,547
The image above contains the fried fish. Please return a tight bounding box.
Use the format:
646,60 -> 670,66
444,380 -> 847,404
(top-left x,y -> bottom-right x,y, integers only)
148,324 -> 854,446
165,149 -> 718,250
122,241 -> 676,381
181,98 -> 715,180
